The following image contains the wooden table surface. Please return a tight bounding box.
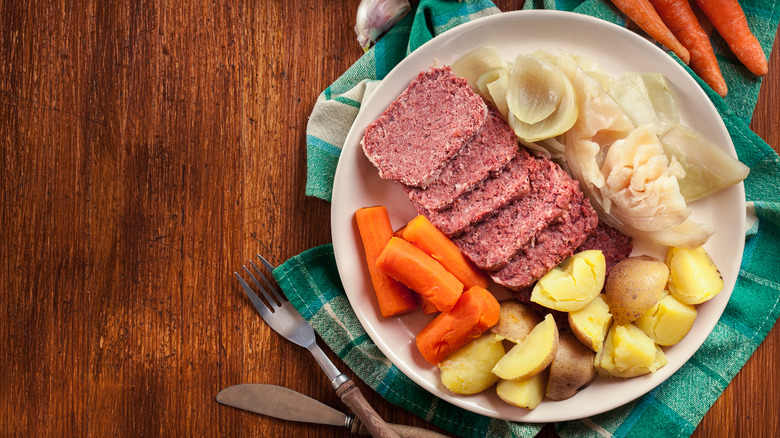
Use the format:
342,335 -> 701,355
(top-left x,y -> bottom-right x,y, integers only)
1,1 -> 778,437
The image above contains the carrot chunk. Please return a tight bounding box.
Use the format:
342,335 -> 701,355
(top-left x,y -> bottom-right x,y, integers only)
415,286 -> 501,365
402,215 -> 490,290
376,236 -> 463,313
420,296 -> 441,315
355,207 -> 417,317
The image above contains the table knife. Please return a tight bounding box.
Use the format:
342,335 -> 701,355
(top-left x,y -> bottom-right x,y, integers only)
216,383 -> 449,438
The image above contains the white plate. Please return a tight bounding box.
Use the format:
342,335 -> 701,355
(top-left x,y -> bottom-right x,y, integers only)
331,10 -> 744,423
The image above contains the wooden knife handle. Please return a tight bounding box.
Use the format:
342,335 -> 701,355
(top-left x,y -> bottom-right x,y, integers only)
352,417 -> 452,438
335,379 -> 400,438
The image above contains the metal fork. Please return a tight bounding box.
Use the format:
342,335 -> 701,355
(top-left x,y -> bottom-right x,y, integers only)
235,255 -> 400,438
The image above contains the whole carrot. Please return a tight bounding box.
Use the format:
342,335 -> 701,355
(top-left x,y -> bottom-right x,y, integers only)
694,0 -> 768,76
650,0 -> 728,96
609,0 -> 691,64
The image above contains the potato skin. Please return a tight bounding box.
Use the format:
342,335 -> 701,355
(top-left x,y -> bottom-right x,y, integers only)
438,333 -> 505,395
605,256 -> 668,325
545,331 -> 596,401
490,301 -> 543,343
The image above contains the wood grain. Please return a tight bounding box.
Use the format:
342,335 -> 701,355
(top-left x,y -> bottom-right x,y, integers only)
0,1 -> 777,437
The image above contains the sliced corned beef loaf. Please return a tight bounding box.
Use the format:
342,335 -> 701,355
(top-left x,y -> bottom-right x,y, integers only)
404,106 -> 519,210
416,148 -> 534,237
361,66 -> 488,188
453,158 -> 578,271
575,222 -> 633,274
490,193 -> 599,290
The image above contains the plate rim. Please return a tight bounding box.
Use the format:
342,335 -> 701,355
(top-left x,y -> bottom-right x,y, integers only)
330,9 -> 745,423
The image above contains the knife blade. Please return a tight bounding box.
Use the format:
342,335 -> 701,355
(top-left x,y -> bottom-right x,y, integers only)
216,383 -> 449,438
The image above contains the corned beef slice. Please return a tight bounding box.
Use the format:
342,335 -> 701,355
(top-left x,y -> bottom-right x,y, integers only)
491,193 -> 599,290
575,223 -> 633,274
417,148 -> 534,237
361,66 -> 488,188
454,158 -> 578,271
405,106 -> 519,210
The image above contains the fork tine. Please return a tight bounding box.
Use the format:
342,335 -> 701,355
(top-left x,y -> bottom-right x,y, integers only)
257,254 -> 276,274
248,259 -> 285,304
234,271 -> 273,319
242,264 -> 281,310
249,260 -> 287,305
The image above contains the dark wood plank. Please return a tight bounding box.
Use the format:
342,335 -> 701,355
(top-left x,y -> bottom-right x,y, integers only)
0,1 -> 777,437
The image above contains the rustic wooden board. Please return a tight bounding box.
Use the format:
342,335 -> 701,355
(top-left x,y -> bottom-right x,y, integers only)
0,1 -> 777,436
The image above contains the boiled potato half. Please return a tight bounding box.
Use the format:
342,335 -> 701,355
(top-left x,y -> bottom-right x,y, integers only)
666,246 -> 724,305
438,333 -> 505,395
545,330 -> 597,401
596,323 -> 668,378
496,370 -> 549,409
492,314 -> 558,381
635,291 -> 697,346
605,256 -> 668,325
490,300 -> 543,343
568,294 -> 612,352
531,250 -> 606,312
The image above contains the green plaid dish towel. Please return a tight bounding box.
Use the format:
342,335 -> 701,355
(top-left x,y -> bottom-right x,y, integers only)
278,1 -> 780,437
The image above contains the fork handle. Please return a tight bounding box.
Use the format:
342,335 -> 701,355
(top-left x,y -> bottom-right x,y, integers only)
336,379 -> 401,438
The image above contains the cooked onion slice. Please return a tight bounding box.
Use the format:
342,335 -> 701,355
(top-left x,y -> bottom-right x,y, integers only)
452,45 -> 507,92
507,58 -> 578,142
507,54 -> 568,125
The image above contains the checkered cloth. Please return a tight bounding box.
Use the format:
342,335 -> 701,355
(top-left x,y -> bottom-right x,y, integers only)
277,1 -> 780,437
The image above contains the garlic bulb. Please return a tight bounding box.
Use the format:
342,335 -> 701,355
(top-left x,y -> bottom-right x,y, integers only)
354,0 -> 411,51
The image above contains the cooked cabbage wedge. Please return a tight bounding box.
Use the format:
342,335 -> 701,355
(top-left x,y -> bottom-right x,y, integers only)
660,124 -> 749,202
609,73 -> 679,133
557,54 -> 712,248
559,51 -> 634,204
601,125 -> 690,232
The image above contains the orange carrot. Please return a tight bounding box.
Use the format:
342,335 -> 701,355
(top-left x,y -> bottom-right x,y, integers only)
420,296 -> 440,315
376,236 -> 463,313
355,207 -> 417,317
415,286 -> 500,365
609,0 -> 691,63
651,0 -> 728,96
393,225 -> 406,238
402,215 -> 490,290
694,0 -> 768,76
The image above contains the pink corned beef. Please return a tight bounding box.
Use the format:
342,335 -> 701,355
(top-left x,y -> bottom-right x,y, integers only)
361,66 -> 487,188
453,158 -> 578,271
491,193 -> 599,290
416,148 -> 534,237
404,106 -> 519,210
